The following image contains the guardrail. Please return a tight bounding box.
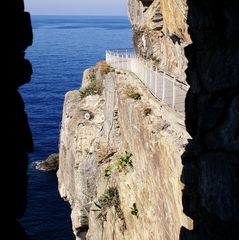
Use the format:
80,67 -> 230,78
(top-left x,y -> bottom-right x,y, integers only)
106,50 -> 188,113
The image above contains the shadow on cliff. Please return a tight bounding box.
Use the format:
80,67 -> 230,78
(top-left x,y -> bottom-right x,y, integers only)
180,0 -> 239,239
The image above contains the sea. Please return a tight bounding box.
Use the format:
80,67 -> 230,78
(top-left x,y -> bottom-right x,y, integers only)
19,15 -> 132,240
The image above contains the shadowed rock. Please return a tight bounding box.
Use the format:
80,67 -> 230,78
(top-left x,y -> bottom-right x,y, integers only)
36,153 -> 59,171
181,0 -> 239,239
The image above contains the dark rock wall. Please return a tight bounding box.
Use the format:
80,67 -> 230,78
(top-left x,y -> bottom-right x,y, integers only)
7,0 -> 33,238
181,1 -> 239,239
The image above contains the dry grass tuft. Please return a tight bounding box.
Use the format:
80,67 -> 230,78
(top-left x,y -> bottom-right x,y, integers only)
96,61 -> 111,75
125,85 -> 141,100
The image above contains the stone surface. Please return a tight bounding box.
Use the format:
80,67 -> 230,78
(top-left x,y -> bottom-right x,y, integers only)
58,66 -> 192,239
35,153 -> 59,171
128,0 -> 191,81
58,1 -> 239,239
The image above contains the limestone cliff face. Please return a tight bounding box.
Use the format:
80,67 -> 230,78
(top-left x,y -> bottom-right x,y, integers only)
58,66 -> 192,239
128,0 -> 191,81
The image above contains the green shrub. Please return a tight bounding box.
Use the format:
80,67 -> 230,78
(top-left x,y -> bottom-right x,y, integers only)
103,165 -> 113,177
116,152 -> 133,172
93,187 -> 125,224
79,78 -> 103,98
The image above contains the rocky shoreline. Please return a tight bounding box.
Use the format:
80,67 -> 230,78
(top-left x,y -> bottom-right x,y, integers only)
35,153 -> 59,171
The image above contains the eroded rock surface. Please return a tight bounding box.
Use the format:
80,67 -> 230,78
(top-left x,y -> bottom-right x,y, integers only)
128,0 -> 191,81
35,153 -> 59,171
58,67 -> 192,239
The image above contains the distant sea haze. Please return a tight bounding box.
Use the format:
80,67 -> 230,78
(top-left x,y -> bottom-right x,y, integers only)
20,15 -> 132,240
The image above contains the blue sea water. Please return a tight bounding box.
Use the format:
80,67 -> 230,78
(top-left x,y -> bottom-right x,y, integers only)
19,15 -> 132,239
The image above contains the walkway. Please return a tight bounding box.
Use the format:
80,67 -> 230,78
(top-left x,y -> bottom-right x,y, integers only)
106,50 -> 188,113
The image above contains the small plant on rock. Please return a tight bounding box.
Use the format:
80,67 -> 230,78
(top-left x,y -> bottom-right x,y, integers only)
116,151 -> 133,172
125,85 -> 141,100
103,165 -> 113,177
79,78 -> 103,98
92,187 -> 125,225
130,203 -> 139,218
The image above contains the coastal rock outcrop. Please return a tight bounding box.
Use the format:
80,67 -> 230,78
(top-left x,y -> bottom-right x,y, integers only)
57,65 -> 192,239
35,153 -> 59,171
58,1 -> 239,239
128,0 -> 191,81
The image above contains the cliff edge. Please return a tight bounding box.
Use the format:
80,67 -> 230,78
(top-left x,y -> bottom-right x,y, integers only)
57,64 -> 192,239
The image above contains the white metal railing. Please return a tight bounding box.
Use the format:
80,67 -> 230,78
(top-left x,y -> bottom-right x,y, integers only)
106,50 -> 188,113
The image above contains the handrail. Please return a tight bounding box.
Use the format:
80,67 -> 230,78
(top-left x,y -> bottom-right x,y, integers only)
106,50 -> 188,113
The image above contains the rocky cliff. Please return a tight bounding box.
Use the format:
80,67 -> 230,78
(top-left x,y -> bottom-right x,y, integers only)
58,1 -> 239,239
58,65 -> 192,239
57,1 -> 194,239
128,0 -> 191,81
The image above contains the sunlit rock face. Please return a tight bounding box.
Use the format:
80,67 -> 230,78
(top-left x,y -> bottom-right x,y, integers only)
128,0 -> 191,82
58,1 -> 239,240
58,67 -> 192,239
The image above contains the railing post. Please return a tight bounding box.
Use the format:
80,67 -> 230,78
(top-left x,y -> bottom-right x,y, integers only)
136,57 -> 138,76
141,59 -> 143,82
150,65 -> 153,93
140,59 -> 143,81
131,54 -> 133,72
129,53 -> 131,72
138,58 -> 140,78
155,68 -> 158,98
115,50 -> 120,68
144,61 -> 146,85
172,76 -> 176,109
129,53 -> 131,71
141,59 -> 142,80
112,52 -> 114,68
138,57 -> 140,76
162,72 -> 166,102
125,49 -> 128,70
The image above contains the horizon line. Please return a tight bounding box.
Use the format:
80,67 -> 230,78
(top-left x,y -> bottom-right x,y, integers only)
30,14 -> 128,17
